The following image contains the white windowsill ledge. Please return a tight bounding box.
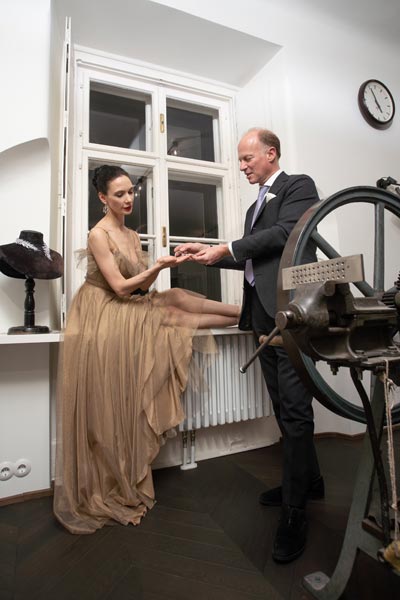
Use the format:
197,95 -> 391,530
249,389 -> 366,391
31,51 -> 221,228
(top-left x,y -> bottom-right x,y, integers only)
0,326 -> 250,345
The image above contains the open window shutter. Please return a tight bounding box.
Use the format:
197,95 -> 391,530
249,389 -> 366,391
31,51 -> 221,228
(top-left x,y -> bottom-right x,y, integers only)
58,16 -> 71,329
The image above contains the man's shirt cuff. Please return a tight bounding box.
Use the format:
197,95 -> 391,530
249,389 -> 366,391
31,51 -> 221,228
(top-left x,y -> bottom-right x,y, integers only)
227,241 -> 237,261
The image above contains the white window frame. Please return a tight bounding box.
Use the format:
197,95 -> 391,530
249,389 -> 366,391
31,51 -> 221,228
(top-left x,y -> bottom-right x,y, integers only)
67,46 -> 242,307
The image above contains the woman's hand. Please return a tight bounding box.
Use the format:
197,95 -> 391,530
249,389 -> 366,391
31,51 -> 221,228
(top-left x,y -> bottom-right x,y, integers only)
156,254 -> 192,269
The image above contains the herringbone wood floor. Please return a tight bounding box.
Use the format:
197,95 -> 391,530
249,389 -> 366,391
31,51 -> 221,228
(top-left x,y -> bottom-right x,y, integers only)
1,436 -> 399,600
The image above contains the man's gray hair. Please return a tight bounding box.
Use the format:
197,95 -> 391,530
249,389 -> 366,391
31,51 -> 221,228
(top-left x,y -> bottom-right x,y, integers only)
245,127 -> 281,159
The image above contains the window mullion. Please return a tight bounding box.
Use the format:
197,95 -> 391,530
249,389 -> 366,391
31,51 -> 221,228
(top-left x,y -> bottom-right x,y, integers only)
153,88 -> 171,292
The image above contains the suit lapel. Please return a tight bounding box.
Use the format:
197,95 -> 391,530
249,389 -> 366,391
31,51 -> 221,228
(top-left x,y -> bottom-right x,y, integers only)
269,171 -> 289,195
251,172 -> 288,227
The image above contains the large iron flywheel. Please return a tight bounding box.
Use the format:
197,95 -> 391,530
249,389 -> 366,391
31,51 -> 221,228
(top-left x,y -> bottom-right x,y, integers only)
277,186 -> 400,424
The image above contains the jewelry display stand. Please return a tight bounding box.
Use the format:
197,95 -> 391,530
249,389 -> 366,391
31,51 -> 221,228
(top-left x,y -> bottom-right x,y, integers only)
8,277 -> 50,334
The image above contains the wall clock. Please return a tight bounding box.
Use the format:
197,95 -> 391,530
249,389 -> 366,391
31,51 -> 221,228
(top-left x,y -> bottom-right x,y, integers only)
358,79 -> 395,130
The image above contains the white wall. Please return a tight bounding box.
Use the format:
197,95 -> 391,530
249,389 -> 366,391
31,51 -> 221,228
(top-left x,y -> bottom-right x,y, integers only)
0,0 -> 51,154
0,0 -> 54,329
0,0 -> 53,498
0,345 -> 51,497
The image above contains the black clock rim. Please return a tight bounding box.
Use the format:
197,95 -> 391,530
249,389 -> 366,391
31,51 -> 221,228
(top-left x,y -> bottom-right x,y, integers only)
357,79 -> 395,130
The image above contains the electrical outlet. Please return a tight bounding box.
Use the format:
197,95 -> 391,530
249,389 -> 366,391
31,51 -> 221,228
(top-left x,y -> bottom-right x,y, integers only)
0,461 -> 15,481
14,459 -> 32,478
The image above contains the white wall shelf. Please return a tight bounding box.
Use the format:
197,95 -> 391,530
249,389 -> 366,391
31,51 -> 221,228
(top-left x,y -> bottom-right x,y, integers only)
0,332 -> 62,345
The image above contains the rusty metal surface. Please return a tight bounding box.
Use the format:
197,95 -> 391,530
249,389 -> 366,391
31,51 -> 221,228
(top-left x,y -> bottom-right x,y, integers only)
281,254 -> 365,291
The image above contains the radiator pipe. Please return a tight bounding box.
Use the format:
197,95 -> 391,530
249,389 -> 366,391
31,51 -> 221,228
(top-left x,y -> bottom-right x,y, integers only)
190,430 -> 197,467
182,431 -> 188,466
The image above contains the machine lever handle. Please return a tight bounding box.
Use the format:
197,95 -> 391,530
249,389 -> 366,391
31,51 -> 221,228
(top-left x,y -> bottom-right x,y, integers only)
240,326 -> 281,373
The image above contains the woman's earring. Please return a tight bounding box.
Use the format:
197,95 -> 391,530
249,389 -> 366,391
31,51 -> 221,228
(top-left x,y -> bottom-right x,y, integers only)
102,204 -> 108,214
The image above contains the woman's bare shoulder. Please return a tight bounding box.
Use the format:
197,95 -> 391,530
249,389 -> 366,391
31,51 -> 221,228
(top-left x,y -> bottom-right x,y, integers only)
88,227 -> 110,242
88,227 -> 114,253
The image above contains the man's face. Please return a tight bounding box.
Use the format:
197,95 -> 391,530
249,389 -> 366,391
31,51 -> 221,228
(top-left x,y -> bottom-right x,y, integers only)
238,133 -> 276,185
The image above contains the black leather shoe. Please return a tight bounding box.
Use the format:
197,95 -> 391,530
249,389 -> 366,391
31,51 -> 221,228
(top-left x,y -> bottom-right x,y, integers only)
259,475 -> 325,507
272,505 -> 307,563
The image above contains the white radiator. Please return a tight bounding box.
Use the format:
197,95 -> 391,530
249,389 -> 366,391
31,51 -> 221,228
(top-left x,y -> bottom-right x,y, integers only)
179,330 -> 271,469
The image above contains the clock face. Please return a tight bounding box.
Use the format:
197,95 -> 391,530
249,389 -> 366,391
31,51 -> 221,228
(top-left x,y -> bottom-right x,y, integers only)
358,80 -> 395,129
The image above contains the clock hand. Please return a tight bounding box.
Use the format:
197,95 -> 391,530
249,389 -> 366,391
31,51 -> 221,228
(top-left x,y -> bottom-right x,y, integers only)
370,88 -> 383,113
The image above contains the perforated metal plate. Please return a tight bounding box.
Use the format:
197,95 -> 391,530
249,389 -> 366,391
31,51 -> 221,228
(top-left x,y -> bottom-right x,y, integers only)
282,254 -> 365,290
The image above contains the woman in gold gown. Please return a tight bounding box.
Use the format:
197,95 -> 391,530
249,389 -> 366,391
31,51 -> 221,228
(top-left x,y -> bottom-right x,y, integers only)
54,165 -> 239,534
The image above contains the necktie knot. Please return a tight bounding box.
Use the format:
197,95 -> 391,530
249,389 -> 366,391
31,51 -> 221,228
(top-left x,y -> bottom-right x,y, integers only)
256,185 -> 269,205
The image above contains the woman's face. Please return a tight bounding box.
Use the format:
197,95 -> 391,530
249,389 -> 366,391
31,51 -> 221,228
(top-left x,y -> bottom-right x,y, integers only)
101,175 -> 134,216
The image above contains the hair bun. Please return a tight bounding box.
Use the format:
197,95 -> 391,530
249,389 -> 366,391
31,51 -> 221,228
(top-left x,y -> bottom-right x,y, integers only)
91,164 -> 131,194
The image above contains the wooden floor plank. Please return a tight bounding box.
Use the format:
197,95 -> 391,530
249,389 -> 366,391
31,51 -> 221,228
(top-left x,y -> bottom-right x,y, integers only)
16,526 -> 113,599
0,521 -> 18,600
182,457 -> 274,571
106,564 -> 281,600
139,510 -> 236,549
149,502 -> 221,529
25,530 -> 134,600
119,541 -> 275,597
116,526 -> 261,572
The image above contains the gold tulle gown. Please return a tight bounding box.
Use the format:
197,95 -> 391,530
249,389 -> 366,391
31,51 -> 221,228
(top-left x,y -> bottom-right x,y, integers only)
54,229 -> 213,534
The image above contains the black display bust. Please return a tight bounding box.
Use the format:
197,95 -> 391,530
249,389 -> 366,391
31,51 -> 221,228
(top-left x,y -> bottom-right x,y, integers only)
8,277 -> 50,334
0,230 -> 63,335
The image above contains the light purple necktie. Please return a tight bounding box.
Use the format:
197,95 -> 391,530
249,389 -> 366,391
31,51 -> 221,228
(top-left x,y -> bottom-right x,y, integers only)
244,185 -> 269,286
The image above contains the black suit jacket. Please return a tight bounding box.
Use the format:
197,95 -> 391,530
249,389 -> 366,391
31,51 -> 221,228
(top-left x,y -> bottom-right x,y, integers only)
216,171 -> 319,326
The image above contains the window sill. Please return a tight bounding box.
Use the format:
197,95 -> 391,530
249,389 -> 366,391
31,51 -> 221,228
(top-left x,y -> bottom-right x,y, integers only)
0,327 -> 250,345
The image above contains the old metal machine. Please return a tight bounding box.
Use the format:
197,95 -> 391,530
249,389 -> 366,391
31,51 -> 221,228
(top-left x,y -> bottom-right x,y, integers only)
241,179 -> 400,598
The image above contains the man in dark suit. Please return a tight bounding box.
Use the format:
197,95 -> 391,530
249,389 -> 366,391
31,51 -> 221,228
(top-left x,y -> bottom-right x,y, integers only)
175,128 -> 324,563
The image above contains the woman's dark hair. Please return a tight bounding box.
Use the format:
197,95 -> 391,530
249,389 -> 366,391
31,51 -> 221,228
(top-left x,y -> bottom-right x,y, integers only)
92,165 -> 131,194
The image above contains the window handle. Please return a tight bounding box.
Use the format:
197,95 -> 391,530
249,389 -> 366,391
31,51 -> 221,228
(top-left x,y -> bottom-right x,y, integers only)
162,226 -> 167,247
160,113 -> 165,133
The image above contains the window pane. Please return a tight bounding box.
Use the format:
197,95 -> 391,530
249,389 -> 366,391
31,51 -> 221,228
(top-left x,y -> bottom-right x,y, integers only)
167,103 -> 215,162
88,161 -> 149,234
170,247 -> 221,301
89,82 -> 150,151
169,180 -> 218,239
168,177 -> 221,299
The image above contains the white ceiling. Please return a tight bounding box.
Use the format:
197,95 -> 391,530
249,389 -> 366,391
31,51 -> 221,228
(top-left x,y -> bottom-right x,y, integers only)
52,0 -> 280,88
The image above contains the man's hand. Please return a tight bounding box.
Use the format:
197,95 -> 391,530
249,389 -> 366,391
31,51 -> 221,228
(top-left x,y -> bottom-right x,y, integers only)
174,242 -> 208,256
191,244 -> 230,265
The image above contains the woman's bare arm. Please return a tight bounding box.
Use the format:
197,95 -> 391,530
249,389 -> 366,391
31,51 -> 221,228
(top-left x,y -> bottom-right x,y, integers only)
88,229 -> 189,297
